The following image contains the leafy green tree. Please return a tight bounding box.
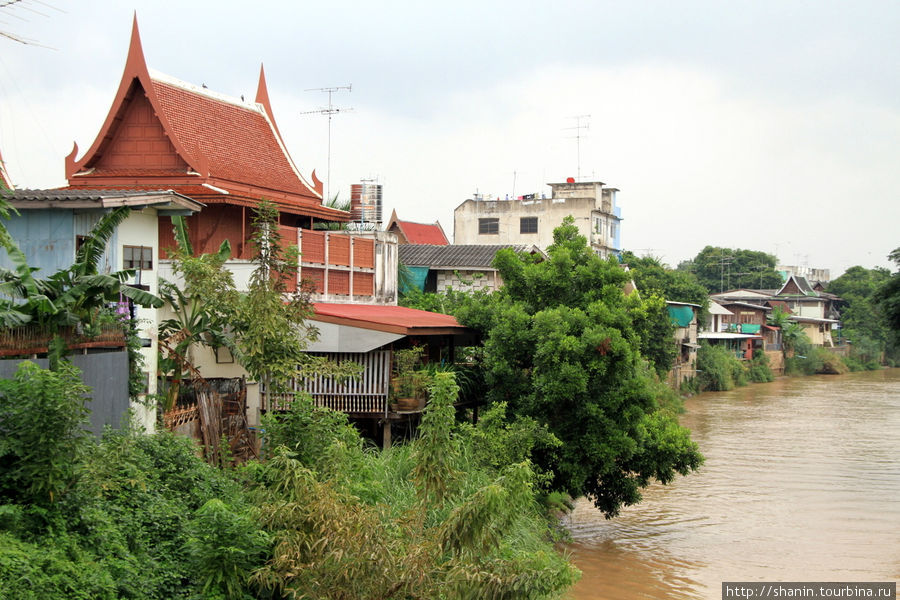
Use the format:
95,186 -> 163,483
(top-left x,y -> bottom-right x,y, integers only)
874,247 -> 900,358
829,262 -> 895,363
185,499 -> 268,600
678,245 -> 782,294
229,200 -> 329,392
621,251 -> 709,308
464,217 -> 702,516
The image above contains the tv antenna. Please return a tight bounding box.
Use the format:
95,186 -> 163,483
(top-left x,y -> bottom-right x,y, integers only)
301,84 -> 352,203
564,114 -> 591,182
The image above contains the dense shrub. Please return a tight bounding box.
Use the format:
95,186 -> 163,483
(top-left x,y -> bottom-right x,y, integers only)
696,343 -> 747,391
1,362 -> 579,599
0,362 -> 90,505
747,351 -> 775,383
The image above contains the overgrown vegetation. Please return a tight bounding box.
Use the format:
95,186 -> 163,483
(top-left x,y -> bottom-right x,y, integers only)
0,362 -> 579,598
828,250 -> 900,367
746,350 -> 775,383
696,343 -> 747,391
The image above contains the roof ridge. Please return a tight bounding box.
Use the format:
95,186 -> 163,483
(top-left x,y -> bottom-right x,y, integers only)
150,69 -> 263,113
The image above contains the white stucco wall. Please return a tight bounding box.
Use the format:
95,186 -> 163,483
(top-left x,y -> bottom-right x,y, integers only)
453,195 -> 620,258
115,208 -> 163,431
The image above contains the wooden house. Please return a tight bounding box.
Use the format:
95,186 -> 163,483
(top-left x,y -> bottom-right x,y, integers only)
51,17 -> 474,443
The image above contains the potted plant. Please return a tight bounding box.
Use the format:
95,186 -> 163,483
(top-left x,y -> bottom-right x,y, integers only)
392,347 -> 427,411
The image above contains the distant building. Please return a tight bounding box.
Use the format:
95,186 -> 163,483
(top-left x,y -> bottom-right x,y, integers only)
709,274 -> 841,347
386,210 -> 449,245
777,264 -> 830,284
453,179 -> 622,258
667,302 -> 701,388
398,244 -> 545,293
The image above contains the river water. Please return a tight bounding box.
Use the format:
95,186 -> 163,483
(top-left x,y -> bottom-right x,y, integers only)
564,369 -> 900,599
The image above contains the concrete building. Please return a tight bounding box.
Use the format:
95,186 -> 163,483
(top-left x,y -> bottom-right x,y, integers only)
453,179 -> 622,258
777,264 -> 831,284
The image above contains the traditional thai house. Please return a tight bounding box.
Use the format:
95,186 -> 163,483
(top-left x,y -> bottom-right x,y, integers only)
56,17 -> 472,445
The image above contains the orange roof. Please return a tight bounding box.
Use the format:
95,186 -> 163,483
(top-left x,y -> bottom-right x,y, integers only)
65,16 -> 348,222
399,221 -> 450,244
386,209 -> 449,244
311,303 -> 468,336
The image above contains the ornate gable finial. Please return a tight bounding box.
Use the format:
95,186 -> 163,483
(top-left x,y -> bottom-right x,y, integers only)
126,12 -> 152,82
255,64 -> 273,116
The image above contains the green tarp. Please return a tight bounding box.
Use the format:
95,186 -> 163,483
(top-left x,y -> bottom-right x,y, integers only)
400,266 -> 430,293
667,305 -> 695,328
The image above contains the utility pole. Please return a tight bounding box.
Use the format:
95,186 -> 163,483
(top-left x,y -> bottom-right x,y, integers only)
564,115 -> 591,182
301,85 -> 352,203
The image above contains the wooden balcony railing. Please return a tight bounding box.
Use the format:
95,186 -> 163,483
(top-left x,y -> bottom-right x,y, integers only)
0,324 -> 126,357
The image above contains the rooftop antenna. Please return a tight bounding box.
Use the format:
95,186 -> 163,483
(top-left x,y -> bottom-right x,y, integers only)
564,114 -> 591,182
301,84 -> 352,203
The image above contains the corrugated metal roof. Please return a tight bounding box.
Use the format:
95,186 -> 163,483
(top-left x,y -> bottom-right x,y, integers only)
1,188 -> 204,212
399,244 -> 543,268
311,303 -> 469,335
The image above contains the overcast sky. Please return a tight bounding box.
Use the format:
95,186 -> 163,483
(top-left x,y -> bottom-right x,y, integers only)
1,1 -> 898,277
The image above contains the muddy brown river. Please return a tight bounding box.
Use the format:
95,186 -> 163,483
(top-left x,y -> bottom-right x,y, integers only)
564,369 -> 900,599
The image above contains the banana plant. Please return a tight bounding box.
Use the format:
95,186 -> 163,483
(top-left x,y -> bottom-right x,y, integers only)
0,206 -> 162,368
157,215 -> 235,411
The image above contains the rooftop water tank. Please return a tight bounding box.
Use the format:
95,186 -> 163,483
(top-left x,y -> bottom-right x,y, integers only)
350,182 -> 383,224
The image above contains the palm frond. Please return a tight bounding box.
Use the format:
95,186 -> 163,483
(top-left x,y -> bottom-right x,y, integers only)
75,206 -> 132,275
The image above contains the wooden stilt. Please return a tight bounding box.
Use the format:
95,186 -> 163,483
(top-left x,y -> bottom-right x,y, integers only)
382,419 -> 392,449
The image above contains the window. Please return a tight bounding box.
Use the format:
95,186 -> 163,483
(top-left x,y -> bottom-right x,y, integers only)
478,218 -> 499,235
123,245 -> 153,270
520,217 -> 538,234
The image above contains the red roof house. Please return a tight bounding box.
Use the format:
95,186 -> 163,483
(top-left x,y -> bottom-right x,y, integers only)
65,16 -> 349,258
385,209 -> 449,245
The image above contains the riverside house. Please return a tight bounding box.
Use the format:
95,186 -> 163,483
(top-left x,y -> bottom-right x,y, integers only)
8,16 -> 473,447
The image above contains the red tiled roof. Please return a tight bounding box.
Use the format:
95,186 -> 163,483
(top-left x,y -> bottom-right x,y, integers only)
398,221 -> 449,245
64,17 -> 349,223
150,78 -> 317,200
311,303 -> 466,335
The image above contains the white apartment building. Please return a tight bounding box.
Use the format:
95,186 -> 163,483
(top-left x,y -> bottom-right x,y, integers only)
453,180 -> 622,258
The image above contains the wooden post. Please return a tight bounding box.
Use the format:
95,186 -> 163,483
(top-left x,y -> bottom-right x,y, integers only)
382,419 -> 392,449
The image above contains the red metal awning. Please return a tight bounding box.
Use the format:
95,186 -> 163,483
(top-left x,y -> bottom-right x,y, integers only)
311,303 -> 472,337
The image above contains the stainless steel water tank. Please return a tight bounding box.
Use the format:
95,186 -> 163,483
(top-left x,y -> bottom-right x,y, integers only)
350,182 -> 383,224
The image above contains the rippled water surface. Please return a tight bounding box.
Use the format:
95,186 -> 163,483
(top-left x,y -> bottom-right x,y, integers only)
564,369 -> 900,599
